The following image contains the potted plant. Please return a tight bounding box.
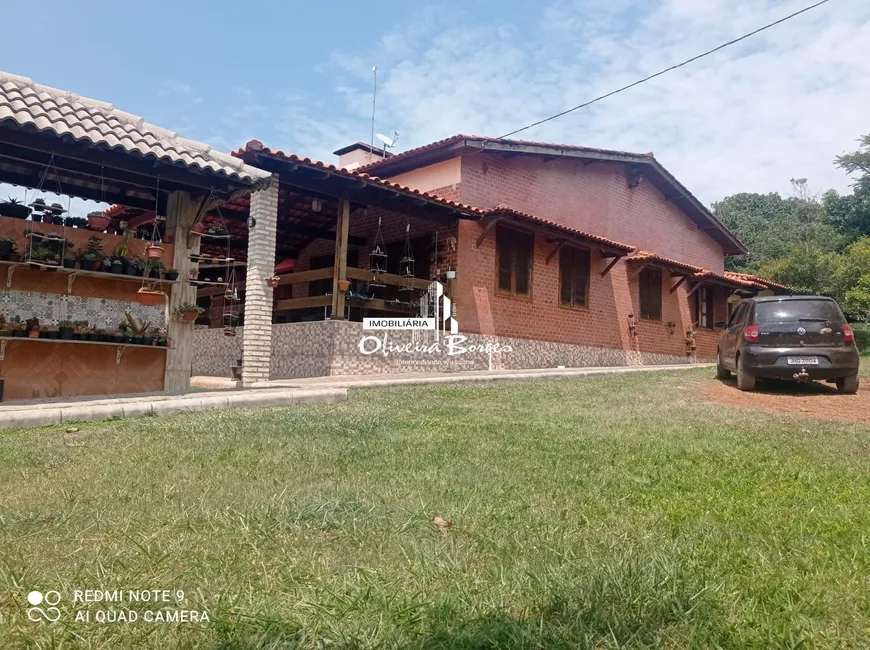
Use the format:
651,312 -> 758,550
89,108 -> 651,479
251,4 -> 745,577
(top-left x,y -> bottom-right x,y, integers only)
118,320 -> 133,343
124,257 -> 142,277
11,317 -> 26,337
191,223 -> 206,234
266,275 -> 281,288
164,267 -> 179,281
58,320 -> 75,340
73,322 -> 90,341
62,247 -> 77,269
0,315 -> 10,337
338,279 -> 351,292
87,211 -> 111,232
41,324 -> 59,340
207,223 -> 229,237
145,243 -> 164,260
124,314 -> 150,345
174,304 -> 203,323
144,260 -> 164,279
0,236 -> 15,258
136,288 -> 165,306
0,197 -> 32,219
25,317 -> 40,338
110,256 -> 124,274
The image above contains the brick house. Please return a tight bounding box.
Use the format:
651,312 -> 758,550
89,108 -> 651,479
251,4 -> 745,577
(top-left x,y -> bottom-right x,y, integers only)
187,137 -> 786,382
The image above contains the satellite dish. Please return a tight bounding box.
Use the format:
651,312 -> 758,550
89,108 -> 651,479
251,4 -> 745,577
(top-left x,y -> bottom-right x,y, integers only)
376,132 -> 398,148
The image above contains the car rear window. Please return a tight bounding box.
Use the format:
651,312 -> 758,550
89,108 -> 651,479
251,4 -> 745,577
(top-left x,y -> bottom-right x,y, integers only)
755,299 -> 843,324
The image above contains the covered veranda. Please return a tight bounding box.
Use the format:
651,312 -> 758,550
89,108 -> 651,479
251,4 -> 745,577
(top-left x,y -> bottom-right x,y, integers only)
202,140 -> 481,385
0,71 -> 270,399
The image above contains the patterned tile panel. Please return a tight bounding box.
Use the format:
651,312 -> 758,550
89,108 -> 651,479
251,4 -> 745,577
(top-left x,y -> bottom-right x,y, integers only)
0,288 -> 163,329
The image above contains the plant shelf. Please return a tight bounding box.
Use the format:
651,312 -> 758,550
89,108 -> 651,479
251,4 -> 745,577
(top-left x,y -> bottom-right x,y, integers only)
0,336 -> 168,364
0,260 -> 178,293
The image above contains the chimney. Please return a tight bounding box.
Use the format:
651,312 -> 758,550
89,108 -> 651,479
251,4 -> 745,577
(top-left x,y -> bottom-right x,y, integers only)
333,142 -> 392,170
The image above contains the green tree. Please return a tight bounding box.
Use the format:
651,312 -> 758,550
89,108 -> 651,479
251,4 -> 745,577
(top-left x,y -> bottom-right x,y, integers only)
712,192 -> 794,271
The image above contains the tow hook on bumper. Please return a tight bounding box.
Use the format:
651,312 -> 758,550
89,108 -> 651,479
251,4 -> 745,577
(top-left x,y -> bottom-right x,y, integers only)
792,368 -> 810,382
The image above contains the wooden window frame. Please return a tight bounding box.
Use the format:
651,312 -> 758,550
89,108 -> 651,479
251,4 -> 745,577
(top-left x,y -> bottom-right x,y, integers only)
558,245 -> 591,310
639,267 -> 662,321
696,286 -> 713,329
495,225 -> 534,300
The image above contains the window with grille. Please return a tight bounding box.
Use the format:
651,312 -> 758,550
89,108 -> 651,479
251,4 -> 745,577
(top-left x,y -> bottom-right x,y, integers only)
559,246 -> 590,308
496,227 -> 533,297
639,268 -> 662,320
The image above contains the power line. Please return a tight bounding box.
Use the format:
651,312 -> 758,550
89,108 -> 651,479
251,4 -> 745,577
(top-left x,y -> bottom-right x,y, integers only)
499,0 -> 832,139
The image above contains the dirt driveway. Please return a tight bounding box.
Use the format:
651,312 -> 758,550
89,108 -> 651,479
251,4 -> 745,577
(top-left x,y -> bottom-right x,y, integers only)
703,377 -> 870,424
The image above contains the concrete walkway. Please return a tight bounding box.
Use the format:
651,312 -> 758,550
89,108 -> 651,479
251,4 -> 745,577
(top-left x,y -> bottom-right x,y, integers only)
240,362 -> 712,390
2,363 -> 711,430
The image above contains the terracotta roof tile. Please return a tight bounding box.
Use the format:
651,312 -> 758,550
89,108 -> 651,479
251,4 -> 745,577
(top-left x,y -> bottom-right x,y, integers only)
0,71 -> 270,184
358,134 -> 652,172
484,204 -> 635,253
231,140 -> 483,217
626,251 -> 703,273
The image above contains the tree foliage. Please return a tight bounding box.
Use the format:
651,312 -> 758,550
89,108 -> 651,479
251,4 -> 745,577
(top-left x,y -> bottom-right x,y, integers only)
712,134 -> 870,313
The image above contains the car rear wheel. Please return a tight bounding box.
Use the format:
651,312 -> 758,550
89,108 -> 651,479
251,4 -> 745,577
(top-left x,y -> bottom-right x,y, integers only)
836,372 -> 859,395
716,350 -> 731,379
736,355 -> 755,391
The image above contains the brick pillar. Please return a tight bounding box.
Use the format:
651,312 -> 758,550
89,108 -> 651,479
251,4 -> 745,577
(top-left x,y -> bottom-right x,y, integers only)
242,174 -> 279,386
164,191 -> 201,393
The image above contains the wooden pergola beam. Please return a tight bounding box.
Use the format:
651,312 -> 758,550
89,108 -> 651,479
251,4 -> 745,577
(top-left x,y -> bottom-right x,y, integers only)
476,217 -> 502,247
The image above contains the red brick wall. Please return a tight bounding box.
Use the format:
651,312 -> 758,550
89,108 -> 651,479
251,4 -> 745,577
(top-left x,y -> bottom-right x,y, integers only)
456,219 -> 703,358
459,154 -> 725,273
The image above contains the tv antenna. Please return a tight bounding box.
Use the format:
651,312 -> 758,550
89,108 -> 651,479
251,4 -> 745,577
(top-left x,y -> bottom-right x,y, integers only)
376,131 -> 399,157
369,66 -> 377,163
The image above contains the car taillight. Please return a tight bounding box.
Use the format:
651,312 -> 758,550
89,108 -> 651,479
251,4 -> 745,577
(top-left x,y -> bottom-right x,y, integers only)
843,323 -> 854,343
744,325 -> 759,343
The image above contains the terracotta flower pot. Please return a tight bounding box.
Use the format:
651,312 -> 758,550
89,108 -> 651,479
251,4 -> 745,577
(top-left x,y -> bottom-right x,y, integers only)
87,213 -> 111,232
28,330 -> 39,338
266,277 -> 280,288
191,223 -> 206,234
180,310 -> 199,323
145,244 -> 164,260
338,279 -> 351,292
136,289 -> 165,306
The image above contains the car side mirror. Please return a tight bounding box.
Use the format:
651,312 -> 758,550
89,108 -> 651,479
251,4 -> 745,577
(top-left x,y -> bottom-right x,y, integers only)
714,321 -> 728,329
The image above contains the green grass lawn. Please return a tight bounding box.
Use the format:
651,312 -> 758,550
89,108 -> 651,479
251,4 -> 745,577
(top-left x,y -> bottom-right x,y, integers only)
3,369 -> 870,649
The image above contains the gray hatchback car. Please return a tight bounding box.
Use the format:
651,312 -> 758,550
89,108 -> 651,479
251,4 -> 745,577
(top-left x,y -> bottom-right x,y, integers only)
716,295 -> 860,393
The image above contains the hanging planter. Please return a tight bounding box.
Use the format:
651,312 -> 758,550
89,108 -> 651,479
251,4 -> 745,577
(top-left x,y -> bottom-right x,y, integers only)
266,276 -> 280,288
369,216 -> 388,273
174,304 -> 204,323
145,244 -> 164,260
136,288 -> 165,306
191,223 -> 206,234
87,211 -> 111,232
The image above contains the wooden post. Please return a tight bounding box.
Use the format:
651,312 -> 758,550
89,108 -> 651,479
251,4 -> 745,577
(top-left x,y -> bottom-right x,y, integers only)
331,199 -> 350,320
164,191 -> 200,393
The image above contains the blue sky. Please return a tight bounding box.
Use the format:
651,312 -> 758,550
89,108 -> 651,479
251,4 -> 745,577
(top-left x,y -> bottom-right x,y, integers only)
2,0 -> 870,206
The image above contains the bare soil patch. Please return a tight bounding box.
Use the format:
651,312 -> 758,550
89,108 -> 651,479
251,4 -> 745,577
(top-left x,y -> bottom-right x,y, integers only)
704,376 -> 870,424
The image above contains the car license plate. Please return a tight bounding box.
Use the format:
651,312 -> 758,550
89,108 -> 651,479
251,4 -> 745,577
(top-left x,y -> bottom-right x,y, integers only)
788,357 -> 818,365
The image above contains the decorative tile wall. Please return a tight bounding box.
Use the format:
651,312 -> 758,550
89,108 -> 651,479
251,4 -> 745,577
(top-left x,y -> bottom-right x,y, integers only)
0,289 -> 164,329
